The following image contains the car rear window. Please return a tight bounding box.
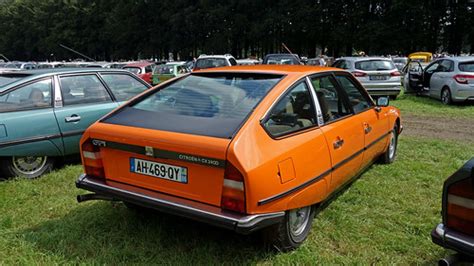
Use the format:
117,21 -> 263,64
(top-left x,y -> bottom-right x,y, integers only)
195,58 -> 227,69
154,65 -> 175,74
459,61 -> 474,72
102,73 -> 283,138
123,67 -> 141,74
265,56 -> 299,65
355,60 -> 395,71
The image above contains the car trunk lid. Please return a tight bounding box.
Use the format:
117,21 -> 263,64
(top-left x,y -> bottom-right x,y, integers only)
88,122 -> 230,207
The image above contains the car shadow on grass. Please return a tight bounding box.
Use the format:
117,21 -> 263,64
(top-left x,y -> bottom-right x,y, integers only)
22,201 -> 274,264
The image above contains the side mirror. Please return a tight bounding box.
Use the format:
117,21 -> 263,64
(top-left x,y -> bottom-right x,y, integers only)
377,96 -> 389,107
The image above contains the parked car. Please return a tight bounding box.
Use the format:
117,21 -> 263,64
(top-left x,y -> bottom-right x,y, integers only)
431,157 -> 474,262
236,58 -> 260,65
0,68 -> 151,178
262,53 -> 301,65
332,57 -> 402,99
306,57 -> 326,66
193,54 -> 237,71
408,51 -> 433,63
122,62 -> 155,84
151,62 -> 191,86
392,57 -> 408,71
75,65 -> 402,251
403,57 -> 474,104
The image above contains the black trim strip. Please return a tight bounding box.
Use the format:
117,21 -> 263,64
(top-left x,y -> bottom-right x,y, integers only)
258,130 -> 392,205
258,169 -> 331,206
0,133 -> 62,148
61,130 -> 85,138
92,139 -> 226,168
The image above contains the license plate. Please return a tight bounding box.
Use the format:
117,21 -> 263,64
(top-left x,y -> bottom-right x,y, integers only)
130,158 -> 188,183
370,75 -> 388,81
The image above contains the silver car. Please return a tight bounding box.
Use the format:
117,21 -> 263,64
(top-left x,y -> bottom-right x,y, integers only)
404,56 -> 474,104
332,57 -> 401,99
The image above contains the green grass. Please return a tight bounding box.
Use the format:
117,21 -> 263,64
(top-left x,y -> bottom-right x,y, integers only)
392,93 -> 474,118
1,135 -> 473,264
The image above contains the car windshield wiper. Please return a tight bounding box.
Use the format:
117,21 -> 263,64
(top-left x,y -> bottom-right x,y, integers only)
375,68 -> 391,71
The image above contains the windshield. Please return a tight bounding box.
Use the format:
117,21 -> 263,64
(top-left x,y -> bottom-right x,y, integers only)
459,61 -> 474,72
123,67 -> 141,74
102,73 -> 283,138
195,58 -> 227,69
355,60 -> 395,71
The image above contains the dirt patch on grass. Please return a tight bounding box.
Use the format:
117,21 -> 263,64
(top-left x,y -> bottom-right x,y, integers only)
402,114 -> 474,143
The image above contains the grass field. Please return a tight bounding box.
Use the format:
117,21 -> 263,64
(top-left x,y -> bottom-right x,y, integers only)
1,95 -> 473,264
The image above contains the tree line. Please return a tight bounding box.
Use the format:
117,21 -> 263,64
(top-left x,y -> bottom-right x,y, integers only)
0,0 -> 473,61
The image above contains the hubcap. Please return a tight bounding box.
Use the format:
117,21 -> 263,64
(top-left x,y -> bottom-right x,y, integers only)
442,90 -> 450,104
388,131 -> 396,159
289,206 -> 311,238
12,156 -> 48,176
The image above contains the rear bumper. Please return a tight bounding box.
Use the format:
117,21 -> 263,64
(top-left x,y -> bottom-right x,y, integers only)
76,174 -> 285,234
362,83 -> 401,96
431,223 -> 474,257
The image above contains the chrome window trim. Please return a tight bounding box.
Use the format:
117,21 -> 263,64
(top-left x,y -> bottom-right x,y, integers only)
305,76 -> 324,127
53,75 -> 63,108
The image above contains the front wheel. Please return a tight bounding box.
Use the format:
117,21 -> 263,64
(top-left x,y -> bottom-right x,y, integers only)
262,205 -> 315,252
1,156 -> 54,179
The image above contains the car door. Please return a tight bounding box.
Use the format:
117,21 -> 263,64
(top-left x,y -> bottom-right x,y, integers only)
308,74 -> 365,192
423,61 -> 440,90
0,77 -> 63,156
429,60 -> 453,99
54,73 -> 118,155
334,73 -> 389,166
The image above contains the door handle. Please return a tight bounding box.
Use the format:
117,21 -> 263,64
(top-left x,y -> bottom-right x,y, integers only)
364,123 -> 372,134
333,138 -> 344,149
65,115 -> 81,123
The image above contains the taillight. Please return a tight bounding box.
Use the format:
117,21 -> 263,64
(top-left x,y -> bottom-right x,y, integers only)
221,162 -> 246,213
81,139 -> 105,179
446,178 -> 474,235
352,71 -> 367,77
390,71 -> 401,76
453,74 -> 474,84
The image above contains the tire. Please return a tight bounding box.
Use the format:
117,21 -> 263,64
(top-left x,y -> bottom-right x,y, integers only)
441,87 -> 452,105
1,156 -> 54,179
380,125 -> 398,164
262,205 -> 315,252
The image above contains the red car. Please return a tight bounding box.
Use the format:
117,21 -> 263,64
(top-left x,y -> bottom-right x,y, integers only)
122,62 -> 154,84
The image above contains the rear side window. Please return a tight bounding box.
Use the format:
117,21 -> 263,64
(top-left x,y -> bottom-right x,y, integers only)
263,81 -> 316,136
0,78 -> 52,112
101,74 -> 148,101
459,61 -> 474,72
59,75 -> 112,105
145,65 -> 153,73
355,60 -> 395,71
102,73 -> 283,138
229,58 -> 237,66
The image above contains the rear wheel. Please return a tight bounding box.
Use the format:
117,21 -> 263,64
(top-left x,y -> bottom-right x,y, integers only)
379,125 -> 398,164
1,156 -> 54,179
441,87 -> 452,105
263,205 -> 315,252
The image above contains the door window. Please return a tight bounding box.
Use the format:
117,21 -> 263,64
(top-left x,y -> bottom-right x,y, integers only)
263,81 -> 317,136
0,78 -> 52,112
438,60 -> 454,72
425,62 -> 440,74
310,75 -> 351,123
59,75 -> 112,105
335,75 -> 373,113
101,73 -> 148,101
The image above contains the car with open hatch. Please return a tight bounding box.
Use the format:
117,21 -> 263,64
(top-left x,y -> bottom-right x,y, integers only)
75,65 -> 402,251
0,68 -> 151,178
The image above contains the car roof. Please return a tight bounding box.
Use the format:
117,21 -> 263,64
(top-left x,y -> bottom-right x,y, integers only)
123,62 -> 153,67
0,68 -> 131,92
195,65 -> 340,75
448,56 -> 474,62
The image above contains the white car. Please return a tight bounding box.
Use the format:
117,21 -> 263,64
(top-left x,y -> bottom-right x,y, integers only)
193,54 -> 237,71
332,57 -> 402,99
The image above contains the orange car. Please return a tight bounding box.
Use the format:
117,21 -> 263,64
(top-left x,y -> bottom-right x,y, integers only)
76,65 -> 402,250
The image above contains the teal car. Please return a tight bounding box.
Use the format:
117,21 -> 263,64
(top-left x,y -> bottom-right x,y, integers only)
0,68 -> 151,178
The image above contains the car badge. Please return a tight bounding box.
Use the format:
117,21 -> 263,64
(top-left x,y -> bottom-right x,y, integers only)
145,146 -> 154,157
